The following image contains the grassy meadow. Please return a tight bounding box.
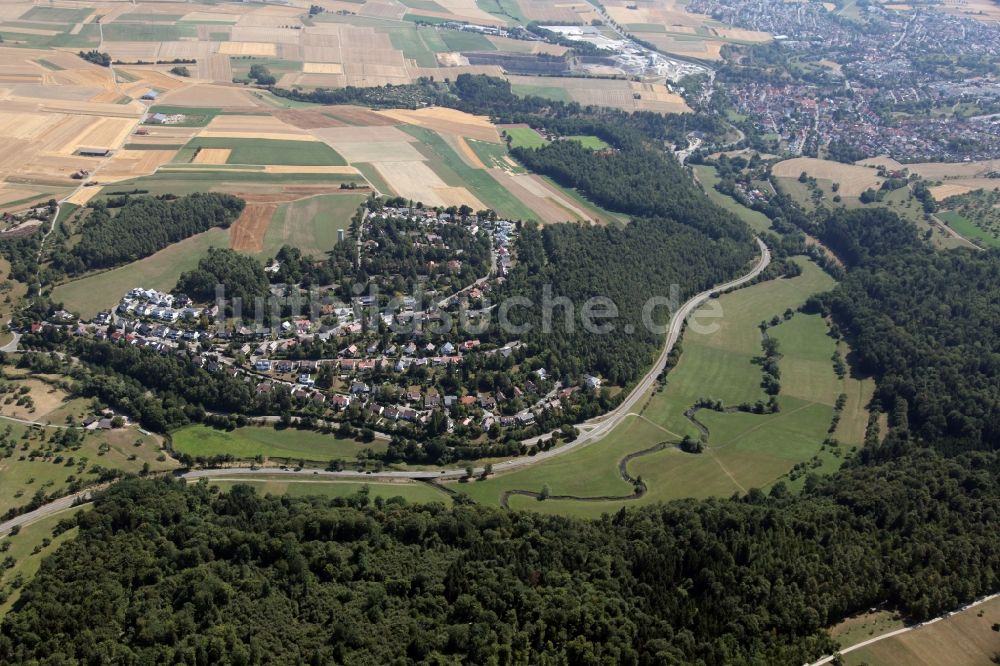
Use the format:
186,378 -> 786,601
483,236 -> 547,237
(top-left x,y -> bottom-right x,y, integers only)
185,138 -> 347,166
208,476 -> 452,504
170,424 -> 387,463
0,507 -> 86,618
52,227 -> 230,319
261,193 -> 364,258
0,422 -> 174,517
453,258 -> 869,517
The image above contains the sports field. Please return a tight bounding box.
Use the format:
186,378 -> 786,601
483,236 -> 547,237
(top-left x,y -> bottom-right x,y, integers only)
564,135 -> 610,150
453,258 -> 866,517
208,476 -> 452,504
170,424 -> 387,462
503,126 -> 547,149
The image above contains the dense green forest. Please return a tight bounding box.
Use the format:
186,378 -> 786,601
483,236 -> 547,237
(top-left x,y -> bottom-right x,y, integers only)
3,454 -> 999,665
50,194 -> 244,274
176,247 -> 269,315
493,219 -> 753,385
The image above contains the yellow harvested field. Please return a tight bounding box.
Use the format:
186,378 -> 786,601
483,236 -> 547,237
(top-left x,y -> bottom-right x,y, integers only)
64,186 -> 103,206
2,27 -> 60,37
329,140 -> 425,163
181,11 -> 240,22
159,84 -> 258,108
63,117 -> 137,154
939,0 -> 1000,21
303,63 -> 344,74
908,159 -> 1000,179
644,33 -> 725,60
262,166 -> 360,174
376,107 -> 501,143
0,184 -> 52,207
230,26 -> 302,44
929,183 -> 976,200
451,136 -> 485,169
218,42 -> 277,57
518,0 -> 600,23
158,40 -> 213,62
373,160 -> 483,209
773,157 -> 884,196
407,0 -> 507,24
313,125 -> 415,144
198,131 -> 318,142
204,115 -> 309,136
0,5 -> 29,21
104,41 -> 162,62
856,155 -> 904,170
631,82 -> 691,114
119,68 -> 188,93
192,148 -> 232,165
714,27 -> 772,42
100,149 -> 178,180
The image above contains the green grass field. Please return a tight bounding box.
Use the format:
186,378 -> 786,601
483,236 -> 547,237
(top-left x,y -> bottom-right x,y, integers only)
0,507 -> 85,618
510,84 -> 573,103
208,476 -> 452,504
385,24 -> 449,67
230,58 -> 304,79
452,258 -> 863,517
22,6 -> 92,22
400,125 -> 540,221
503,126 -> 547,149
440,30 -> 497,52
185,138 -> 346,166
938,210 -> 1000,248
261,193 -> 364,259
170,425 -> 387,463
0,421 -> 174,517
101,171 -> 360,199
695,165 -> 772,233
563,135 -> 611,150
101,23 -> 197,41
476,0 -> 526,22
52,228 -> 230,319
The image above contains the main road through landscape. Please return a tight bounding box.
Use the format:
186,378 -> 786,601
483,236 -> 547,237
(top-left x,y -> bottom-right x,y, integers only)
0,237 -> 770,536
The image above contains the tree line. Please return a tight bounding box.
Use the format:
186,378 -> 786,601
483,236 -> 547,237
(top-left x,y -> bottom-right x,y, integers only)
50,193 -> 244,275
1,451 -> 998,664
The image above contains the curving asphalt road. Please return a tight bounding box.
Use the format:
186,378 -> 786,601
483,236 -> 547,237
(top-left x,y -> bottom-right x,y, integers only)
186,237 -> 767,483
2,238 -> 770,533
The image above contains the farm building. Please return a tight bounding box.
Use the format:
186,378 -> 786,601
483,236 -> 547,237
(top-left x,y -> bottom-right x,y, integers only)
77,147 -> 111,157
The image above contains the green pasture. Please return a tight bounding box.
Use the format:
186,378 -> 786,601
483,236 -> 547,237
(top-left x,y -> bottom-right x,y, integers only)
208,476 -> 452,504
184,138 -> 346,166
261,193 -> 364,259
170,425 -> 387,463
